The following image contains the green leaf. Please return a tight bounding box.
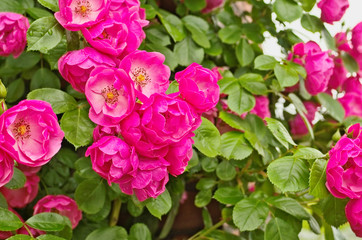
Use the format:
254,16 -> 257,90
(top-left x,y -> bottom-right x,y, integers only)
254,55 -> 278,70
182,16 -> 210,48
144,43 -> 178,71
294,147 -> 324,160
266,196 -> 310,220
239,73 -> 268,95
273,0 -> 303,22
201,157 -> 218,172
27,16 -> 64,54
36,235 -> 66,240
37,0 -> 59,11
196,178 -> 216,190
267,156 -> 309,192
218,25 -> 242,44
341,51 -> 359,74
6,78 -> 25,103
301,14 -> 323,33
60,107 -> 95,149
85,226 -> 128,240
5,168 -> 26,189
174,36 -> 204,66
228,86 -> 256,115
0,208 -> 23,231
27,88 -> 78,114
193,117 -> 220,157
317,93 -> 345,123
299,0 -> 316,11
75,157 -> 99,179
265,118 -> 296,149
142,4 -> 156,19
129,223 -> 151,240
322,28 -> 336,51
289,93 -> 314,139
220,131 -> 253,160
219,111 -> 249,131
274,64 -> 299,87
213,187 -> 243,205
184,0 -> 206,11
233,198 -> 269,231
44,36 -> 67,70
30,68 -> 61,90
321,195 -> 348,227
195,189 -> 212,208
26,213 -> 65,231
0,193 -> 7,209
205,32 -> 223,56
145,189 -> 172,219
157,10 -> 186,42
75,179 -> 106,214
26,7 -> 53,19
0,52 -> 40,77
236,39 -> 255,67
309,159 -> 329,198
145,26 -> 171,46
264,216 -> 300,240
216,161 -> 236,181
0,0 -> 33,13
7,235 -> 33,240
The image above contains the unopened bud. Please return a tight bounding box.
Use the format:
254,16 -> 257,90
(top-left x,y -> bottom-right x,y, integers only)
0,99 -> 7,115
0,80 -> 6,98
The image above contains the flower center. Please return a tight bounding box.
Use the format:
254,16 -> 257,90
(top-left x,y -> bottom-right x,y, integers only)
131,67 -> 151,87
75,0 -> 91,17
12,119 -> 31,140
102,85 -> 119,104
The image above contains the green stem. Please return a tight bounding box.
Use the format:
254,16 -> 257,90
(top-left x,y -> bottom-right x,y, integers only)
188,219 -> 228,240
23,224 -> 34,238
109,198 -> 122,226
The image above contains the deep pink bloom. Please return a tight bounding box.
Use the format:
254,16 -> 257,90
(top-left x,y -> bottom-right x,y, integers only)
328,57 -> 347,90
326,123 -> 362,199
339,77 -> 362,118
317,0 -> 349,24
0,173 -> 39,208
346,198 -> 362,237
85,67 -> 135,126
81,8 -> 147,57
335,32 -> 352,52
119,50 -> 170,98
0,135 -> 15,187
119,157 -> 169,201
292,41 -> 321,58
289,101 -> 318,136
352,22 -> 362,54
17,163 -> 41,177
92,124 -> 121,142
109,0 -> 147,26
201,0 -> 224,13
176,63 -> 220,113
241,96 -> 271,119
0,100 -> 64,167
33,195 -> 82,229
55,0 -> 110,31
86,136 -> 138,185
164,136 -> 194,176
58,47 -> 116,93
350,49 -> 362,76
0,12 -> 29,58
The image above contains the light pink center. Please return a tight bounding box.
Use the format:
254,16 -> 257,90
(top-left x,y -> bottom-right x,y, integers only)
101,85 -> 119,104
75,0 -> 92,17
131,67 -> 151,87
12,119 -> 31,140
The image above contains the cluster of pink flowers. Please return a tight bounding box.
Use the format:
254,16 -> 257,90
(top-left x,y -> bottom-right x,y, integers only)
326,123 -> 362,237
317,0 -> 349,24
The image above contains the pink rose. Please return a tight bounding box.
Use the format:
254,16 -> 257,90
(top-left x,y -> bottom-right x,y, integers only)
317,0 -> 349,24
350,49 -> 362,76
92,124 -> 121,142
211,66 -> 224,81
0,173 -> 39,208
241,96 -> 271,119
164,136 -> 194,176
339,77 -> 362,118
85,136 -> 138,185
17,163 -> 41,176
346,198 -> 362,237
0,12 -> 29,58
326,123 -> 362,199
176,63 -> 220,113
81,8 -> 147,57
109,0 -> 147,26
352,22 -> 362,54
85,67 -> 136,126
328,57 -> 347,90
289,101 -> 318,136
54,0 -> 110,31
0,100 -> 64,167
33,195 -> 82,229
119,157 -> 169,201
58,47 -> 116,93
119,50 -> 170,98
0,135 -> 15,187
334,32 -> 351,52
201,0 -> 224,13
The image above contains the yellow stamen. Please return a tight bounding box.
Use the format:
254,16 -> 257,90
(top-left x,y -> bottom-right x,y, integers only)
18,125 -> 27,136
137,74 -> 145,82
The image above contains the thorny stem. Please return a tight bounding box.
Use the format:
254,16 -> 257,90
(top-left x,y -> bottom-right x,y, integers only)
109,198 -> 122,227
23,224 -> 34,238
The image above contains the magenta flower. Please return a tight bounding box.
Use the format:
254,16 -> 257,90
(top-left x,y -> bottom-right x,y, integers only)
110,0 -> 148,26
201,0 -> 224,13
0,173 -> 39,208
317,0 -> 349,24
92,124 -> 121,142
0,135 -> 15,188
164,136 -> 194,176
0,12 -> 29,58
119,50 -> 170,98
289,101 -> 318,137
328,57 -> 347,90
85,136 -> 138,185
33,195 -> 82,229
58,47 -> 116,93
85,67 -> 135,126
119,156 -> 169,202
326,123 -> 362,199
241,96 -> 271,119
0,100 -> 64,167
176,63 -> 220,113
339,77 -> 362,118
81,8 -> 147,57
334,32 -> 351,52
346,198 -> 362,237
352,22 -> 362,54
54,0 -> 110,31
